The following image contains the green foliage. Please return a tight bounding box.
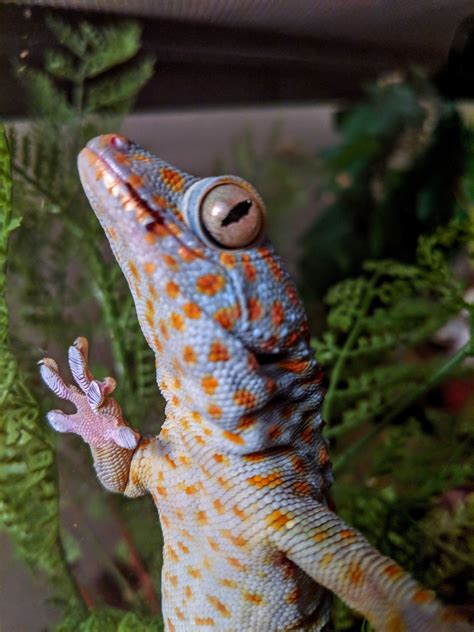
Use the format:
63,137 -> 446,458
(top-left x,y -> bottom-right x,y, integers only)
56,608 -> 163,632
3,15 -> 161,629
10,15 -> 159,426
315,145 -> 474,626
19,15 -> 154,119
300,75 -> 466,298
0,125 -> 83,608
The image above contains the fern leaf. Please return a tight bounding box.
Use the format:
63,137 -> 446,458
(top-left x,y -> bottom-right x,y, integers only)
0,125 -> 80,606
85,56 -> 155,114
81,21 -> 142,78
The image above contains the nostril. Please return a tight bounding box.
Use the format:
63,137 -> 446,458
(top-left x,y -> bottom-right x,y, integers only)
110,134 -> 129,149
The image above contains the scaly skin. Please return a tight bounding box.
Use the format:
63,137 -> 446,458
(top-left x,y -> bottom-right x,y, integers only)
39,134 -> 469,631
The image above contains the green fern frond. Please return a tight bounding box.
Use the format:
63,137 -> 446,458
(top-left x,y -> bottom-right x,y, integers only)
0,125 -> 82,608
85,56 -> 155,114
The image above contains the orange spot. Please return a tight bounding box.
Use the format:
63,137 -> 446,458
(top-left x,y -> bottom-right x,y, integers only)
194,617 -> 214,626
167,545 -> 179,562
213,499 -> 225,514
386,614 -> 406,632
175,607 -> 185,621
145,232 -> 157,245
319,445 -> 330,467
227,557 -> 246,572
243,451 -> 268,462
163,254 -> 179,269
159,319 -> 169,339
197,274 -> 225,296
248,472 -> 283,490
248,297 -> 263,321
143,262 -> 155,275
222,430 -> 245,445
156,485 -> 167,497
129,173 -> 144,188
128,260 -> 140,282
208,340 -> 230,362
115,153 -> 130,166
213,453 -> 229,465
197,510 -> 208,525
166,281 -> 180,298
243,592 -> 263,605
208,404 -> 222,419
219,578 -> 238,589
168,574 -> 178,587
187,566 -> 202,579
183,302 -> 201,319
293,480 -> 312,495
221,529 -> 247,547
170,312 -> 185,331
167,619 -> 175,632
178,246 -> 197,262
160,166 -> 185,192
152,223 -> 169,238
165,454 -> 176,469
217,475 -> 230,489
178,541 -> 190,554
383,564 -> 404,580
152,194 -> 167,208
185,585 -> 193,599
266,509 -> 293,531
320,552 -> 333,568
207,595 -> 230,617
207,537 -> 220,552
171,394 -> 180,407
183,345 -> 196,364
201,375 -> 219,395
279,358 -> 309,373
181,483 -> 199,495
412,589 -> 435,605
284,587 -> 300,604
313,531 -> 328,543
220,253 -> 236,268
145,299 -> 155,328
233,389 -> 257,409
214,306 -> 239,330
347,562 -> 363,586
339,529 -> 356,541
233,505 -> 247,520
243,261 -> 257,282
291,454 -> 306,473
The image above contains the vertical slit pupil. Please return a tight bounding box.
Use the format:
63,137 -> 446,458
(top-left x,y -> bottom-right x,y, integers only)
221,200 -> 253,227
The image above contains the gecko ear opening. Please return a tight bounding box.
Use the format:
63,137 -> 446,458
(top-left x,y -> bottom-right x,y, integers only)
182,176 -> 266,250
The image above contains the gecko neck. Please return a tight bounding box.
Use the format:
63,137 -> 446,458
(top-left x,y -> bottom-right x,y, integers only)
160,339 -> 326,456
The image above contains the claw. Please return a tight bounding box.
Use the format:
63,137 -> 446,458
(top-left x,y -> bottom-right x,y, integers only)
39,358 -> 71,400
68,337 -> 92,393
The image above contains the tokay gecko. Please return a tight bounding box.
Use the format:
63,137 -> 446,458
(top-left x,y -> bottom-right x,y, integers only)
39,134 -> 470,631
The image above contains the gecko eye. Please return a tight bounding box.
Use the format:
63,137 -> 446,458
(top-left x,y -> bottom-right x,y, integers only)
200,184 -> 264,249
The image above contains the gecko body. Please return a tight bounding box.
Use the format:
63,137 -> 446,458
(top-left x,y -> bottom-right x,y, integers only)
39,134 -> 469,631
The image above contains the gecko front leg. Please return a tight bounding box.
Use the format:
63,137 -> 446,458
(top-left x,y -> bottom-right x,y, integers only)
39,336 -> 145,495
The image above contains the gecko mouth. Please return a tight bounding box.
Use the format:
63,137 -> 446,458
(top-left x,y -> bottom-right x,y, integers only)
79,146 -> 164,231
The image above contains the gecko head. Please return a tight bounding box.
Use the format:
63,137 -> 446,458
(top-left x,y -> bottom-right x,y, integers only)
78,134 -> 309,363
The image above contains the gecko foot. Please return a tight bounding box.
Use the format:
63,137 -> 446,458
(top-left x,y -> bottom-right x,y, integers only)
39,337 -> 139,450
